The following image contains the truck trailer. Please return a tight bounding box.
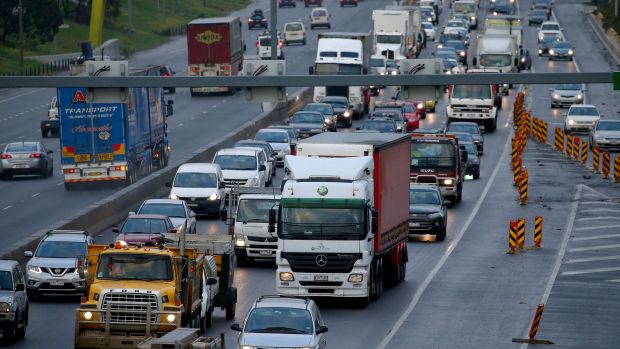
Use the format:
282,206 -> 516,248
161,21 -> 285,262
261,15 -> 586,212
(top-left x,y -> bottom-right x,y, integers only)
272,133 -> 410,307
187,17 -> 243,95
58,61 -> 172,190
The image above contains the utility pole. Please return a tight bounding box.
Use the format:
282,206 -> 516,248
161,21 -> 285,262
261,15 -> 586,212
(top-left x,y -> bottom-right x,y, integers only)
175,0 -> 180,14
270,0 -> 277,60
19,0 -> 24,74
128,0 -> 133,33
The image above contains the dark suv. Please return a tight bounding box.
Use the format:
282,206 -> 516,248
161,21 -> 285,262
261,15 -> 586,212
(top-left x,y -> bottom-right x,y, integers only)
248,9 -> 268,29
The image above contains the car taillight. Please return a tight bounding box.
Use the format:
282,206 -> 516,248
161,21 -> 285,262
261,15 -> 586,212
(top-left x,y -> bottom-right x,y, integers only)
290,145 -> 296,155
111,165 -> 127,171
30,153 -> 42,158
278,41 -> 284,48
162,72 -> 170,77
63,168 -> 77,174
0,154 -> 11,159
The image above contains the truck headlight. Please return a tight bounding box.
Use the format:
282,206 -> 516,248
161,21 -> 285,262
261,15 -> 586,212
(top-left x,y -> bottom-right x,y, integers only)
568,119 -> 576,125
568,50 -> 574,55
470,16 -> 476,21
348,274 -> 363,283
442,179 -> 454,185
208,193 -> 218,201
0,303 -> 11,312
166,314 -> 176,323
235,235 -> 245,247
279,272 -> 294,281
82,311 -> 93,320
28,265 -> 42,273
521,57 -> 526,63
459,51 -> 465,57
169,193 -> 179,200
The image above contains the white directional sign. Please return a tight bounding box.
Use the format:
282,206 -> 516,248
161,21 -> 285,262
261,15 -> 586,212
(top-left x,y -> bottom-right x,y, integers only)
242,59 -> 287,103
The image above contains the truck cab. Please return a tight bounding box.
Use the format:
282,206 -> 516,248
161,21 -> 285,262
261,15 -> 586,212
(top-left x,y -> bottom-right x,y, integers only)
446,84 -> 498,131
41,96 -> 59,138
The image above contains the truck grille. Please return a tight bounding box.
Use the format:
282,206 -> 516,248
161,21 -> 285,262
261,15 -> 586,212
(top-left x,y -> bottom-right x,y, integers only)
101,292 -> 159,324
247,236 -> 278,242
280,252 -> 361,273
223,179 -> 247,187
451,105 -> 490,112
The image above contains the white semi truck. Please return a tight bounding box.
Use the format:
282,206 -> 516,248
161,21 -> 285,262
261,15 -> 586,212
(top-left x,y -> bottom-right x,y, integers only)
372,9 -> 415,60
272,133 -> 410,306
310,32 -> 372,118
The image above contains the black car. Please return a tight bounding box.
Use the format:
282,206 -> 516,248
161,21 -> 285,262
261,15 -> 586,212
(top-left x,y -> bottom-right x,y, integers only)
408,184 -> 448,241
445,121 -> 484,155
320,96 -> 354,126
461,142 -> 481,179
528,10 -> 548,26
371,109 -> 405,133
287,111 -> 326,137
278,0 -> 296,7
248,9 -> 268,29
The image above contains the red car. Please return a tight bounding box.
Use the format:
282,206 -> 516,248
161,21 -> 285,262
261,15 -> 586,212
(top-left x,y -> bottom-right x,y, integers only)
395,101 -> 421,132
410,100 -> 427,119
340,0 -> 358,6
304,0 -> 322,7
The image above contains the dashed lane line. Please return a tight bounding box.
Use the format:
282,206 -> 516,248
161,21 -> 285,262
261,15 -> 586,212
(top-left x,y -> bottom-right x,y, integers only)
566,255 -> 620,264
561,266 -> 620,276
580,208 -> 620,214
576,216 -> 620,222
31,193 -> 40,198
575,224 -> 620,231
572,234 -> 620,242
568,243 -> 620,253
1,205 -> 12,211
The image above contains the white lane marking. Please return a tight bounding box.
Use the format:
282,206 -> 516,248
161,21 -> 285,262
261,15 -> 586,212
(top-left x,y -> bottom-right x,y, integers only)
581,185 -> 612,200
569,243 -> 620,253
177,123 -> 184,127
580,208 -> 620,214
580,201 -> 617,206
377,109 -> 512,349
573,234 -> 620,241
519,184 -> 582,349
1,205 -> 12,211
561,266 -> 620,276
190,116 -> 196,120
202,111 -> 207,114
0,88 -> 42,104
56,181 -> 64,186
606,279 -> 620,283
566,255 -> 620,264
576,216 -> 620,221
31,193 -> 40,198
575,224 -> 620,231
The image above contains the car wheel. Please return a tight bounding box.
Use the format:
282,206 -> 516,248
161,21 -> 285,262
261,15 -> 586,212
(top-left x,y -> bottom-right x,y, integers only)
3,315 -> 17,343
48,163 -> 53,176
16,310 -> 26,340
436,227 -> 446,241
473,170 -> 480,180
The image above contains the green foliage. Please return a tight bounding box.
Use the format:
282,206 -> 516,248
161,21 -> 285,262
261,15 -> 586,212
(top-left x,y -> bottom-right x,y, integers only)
0,0 -> 63,47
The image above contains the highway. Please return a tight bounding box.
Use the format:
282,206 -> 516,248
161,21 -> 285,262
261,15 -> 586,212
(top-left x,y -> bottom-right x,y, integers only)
2,0 -> 620,348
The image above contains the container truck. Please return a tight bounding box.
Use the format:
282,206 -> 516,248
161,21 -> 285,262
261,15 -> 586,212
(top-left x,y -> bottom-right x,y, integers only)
74,234 -> 237,349
271,133 -> 410,307
372,10 -> 416,60
384,5 -> 424,54
472,34 -> 519,74
187,17 -> 243,95
452,0 -> 478,29
446,83 -> 499,131
58,61 -> 172,190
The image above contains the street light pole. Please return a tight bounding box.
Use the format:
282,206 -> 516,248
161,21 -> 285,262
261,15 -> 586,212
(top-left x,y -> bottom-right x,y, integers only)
270,0 -> 277,60
19,0 -> 24,74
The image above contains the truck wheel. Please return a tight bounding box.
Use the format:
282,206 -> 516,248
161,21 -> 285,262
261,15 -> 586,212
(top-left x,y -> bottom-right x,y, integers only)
456,187 -> 463,203
41,130 -> 48,138
370,261 -> 383,301
225,299 -> 236,320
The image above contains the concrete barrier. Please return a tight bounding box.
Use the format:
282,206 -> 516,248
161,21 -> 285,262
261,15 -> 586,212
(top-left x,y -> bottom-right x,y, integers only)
1,87 -> 313,263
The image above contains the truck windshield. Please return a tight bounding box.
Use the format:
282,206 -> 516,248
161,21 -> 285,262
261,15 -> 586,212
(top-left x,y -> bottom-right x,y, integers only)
315,63 -> 362,75
279,200 -> 366,240
411,142 -> 456,169
451,85 -> 492,99
454,2 -> 476,12
376,35 -> 402,44
237,198 -> 277,223
214,155 -> 257,170
479,54 -> 512,68
96,254 -> 173,281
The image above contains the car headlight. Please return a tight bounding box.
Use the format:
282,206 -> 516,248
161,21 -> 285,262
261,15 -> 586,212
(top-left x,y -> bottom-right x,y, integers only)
391,70 -> 398,75
0,303 -> 11,312
442,179 -> 454,185
380,72 -> 386,75
553,94 -> 560,99
459,51 -> 465,57
166,314 -> 176,323
594,134 -> 605,141
538,49 -> 542,54
568,50 -> 574,55
169,193 -> 178,200
279,272 -> 294,281
445,70 -> 452,75
247,177 -> 260,186
343,111 -> 351,117
428,212 -> 442,219
82,311 -> 93,320
208,193 -> 218,201
28,265 -> 42,273
348,274 -> 364,282
470,16 -> 476,20
549,49 -> 554,55
324,118 -> 333,124
521,57 -> 526,62
568,119 -> 576,125
417,103 -> 424,109
437,44 -> 443,48
576,94 -> 583,99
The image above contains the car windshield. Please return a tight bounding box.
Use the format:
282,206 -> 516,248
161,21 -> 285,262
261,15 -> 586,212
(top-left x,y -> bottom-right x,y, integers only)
313,10 -> 327,16
386,60 -> 398,68
443,59 -> 458,69
303,105 -> 332,115
35,241 -> 86,258
121,218 -> 169,234
173,172 -> 217,188
543,33 -> 562,40
541,24 -> 560,31
410,189 -> 441,205
555,83 -> 580,91
403,104 -> 415,113
256,131 -> 288,143
371,58 -> 386,67
0,271 -> 14,290
251,14 -> 263,20
322,100 -> 348,108
596,121 -> 620,131
448,133 -> 473,143
214,155 -> 258,170
5,143 -> 38,152
244,307 -> 313,334
373,110 -> 403,121
376,35 -> 402,44
569,107 -> 599,116
441,33 -> 464,42
530,10 -> 546,16
447,123 -> 479,134
422,22 -> 433,29
447,21 -> 464,28
452,85 -> 492,99
291,113 -> 324,124
237,142 -> 273,155
445,41 -> 464,50
552,42 -> 571,49
285,23 -> 302,31
237,198 -> 277,223
454,2 -> 476,12
139,203 -> 186,218
96,254 -> 173,281
362,120 -> 396,132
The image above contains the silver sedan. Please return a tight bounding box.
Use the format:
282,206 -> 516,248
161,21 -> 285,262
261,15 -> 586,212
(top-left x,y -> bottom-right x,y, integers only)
0,142 -> 53,180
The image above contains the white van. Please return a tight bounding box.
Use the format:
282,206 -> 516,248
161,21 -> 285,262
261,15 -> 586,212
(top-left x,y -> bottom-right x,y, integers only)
284,21 -> 306,45
167,163 -> 225,217
256,31 -> 284,59
310,7 -> 331,29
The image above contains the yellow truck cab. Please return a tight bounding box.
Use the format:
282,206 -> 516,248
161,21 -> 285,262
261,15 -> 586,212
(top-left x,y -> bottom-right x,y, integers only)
75,235 -> 236,349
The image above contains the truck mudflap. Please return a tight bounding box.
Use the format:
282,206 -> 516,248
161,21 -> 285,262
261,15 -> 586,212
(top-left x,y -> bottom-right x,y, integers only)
74,307 -> 182,349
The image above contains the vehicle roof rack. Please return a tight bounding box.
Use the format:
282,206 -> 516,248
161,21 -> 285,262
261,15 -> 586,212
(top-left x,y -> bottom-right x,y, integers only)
45,229 -> 90,236
257,295 -> 311,305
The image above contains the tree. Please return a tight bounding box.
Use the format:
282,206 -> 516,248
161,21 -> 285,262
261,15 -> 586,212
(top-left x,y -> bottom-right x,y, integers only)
0,0 -> 62,46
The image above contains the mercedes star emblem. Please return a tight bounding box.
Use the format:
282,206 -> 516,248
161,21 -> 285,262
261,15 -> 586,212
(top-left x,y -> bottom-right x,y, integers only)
315,254 -> 328,267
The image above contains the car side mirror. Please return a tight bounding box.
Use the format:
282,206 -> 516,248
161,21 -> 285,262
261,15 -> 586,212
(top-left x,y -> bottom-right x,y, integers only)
219,182 -> 226,189
24,251 -> 33,258
165,182 -> 172,187
206,277 -> 218,285
230,323 -> 242,331
15,283 -> 25,292
47,150 -> 53,154
268,207 -> 277,233
316,325 -> 329,334
112,227 -> 119,233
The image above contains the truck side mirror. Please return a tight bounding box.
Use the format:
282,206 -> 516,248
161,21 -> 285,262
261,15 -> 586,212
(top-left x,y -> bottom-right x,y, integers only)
370,207 -> 378,235
268,207 -> 277,233
77,255 -> 86,280
206,277 -> 218,285
472,57 -> 477,66
230,323 -> 242,331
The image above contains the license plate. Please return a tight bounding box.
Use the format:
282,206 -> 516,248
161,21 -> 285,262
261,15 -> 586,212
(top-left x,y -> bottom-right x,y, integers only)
13,164 -> 28,168
74,154 -> 91,162
50,280 -> 64,286
259,250 -> 272,256
409,222 -> 421,227
314,275 -> 328,281
87,171 -> 103,176
45,123 -> 51,127
96,153 -> 113,161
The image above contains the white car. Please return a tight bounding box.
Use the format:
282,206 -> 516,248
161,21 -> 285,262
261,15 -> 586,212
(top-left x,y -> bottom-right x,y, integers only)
213,148 -> 269,192
134,198 -> 198,234
231,295 -> 328,349
538,21 -> 563,42
422,22 -> 436,40
549,83 -> 585,108
254,128 -> 292,165
564,104 -> 602,134
589,119 -> 620,151
310,7 -> 331,29
283,21 -> 306,45
444,19 -> 468,34
167,163 -> 226,217
235,146 -> 274,186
